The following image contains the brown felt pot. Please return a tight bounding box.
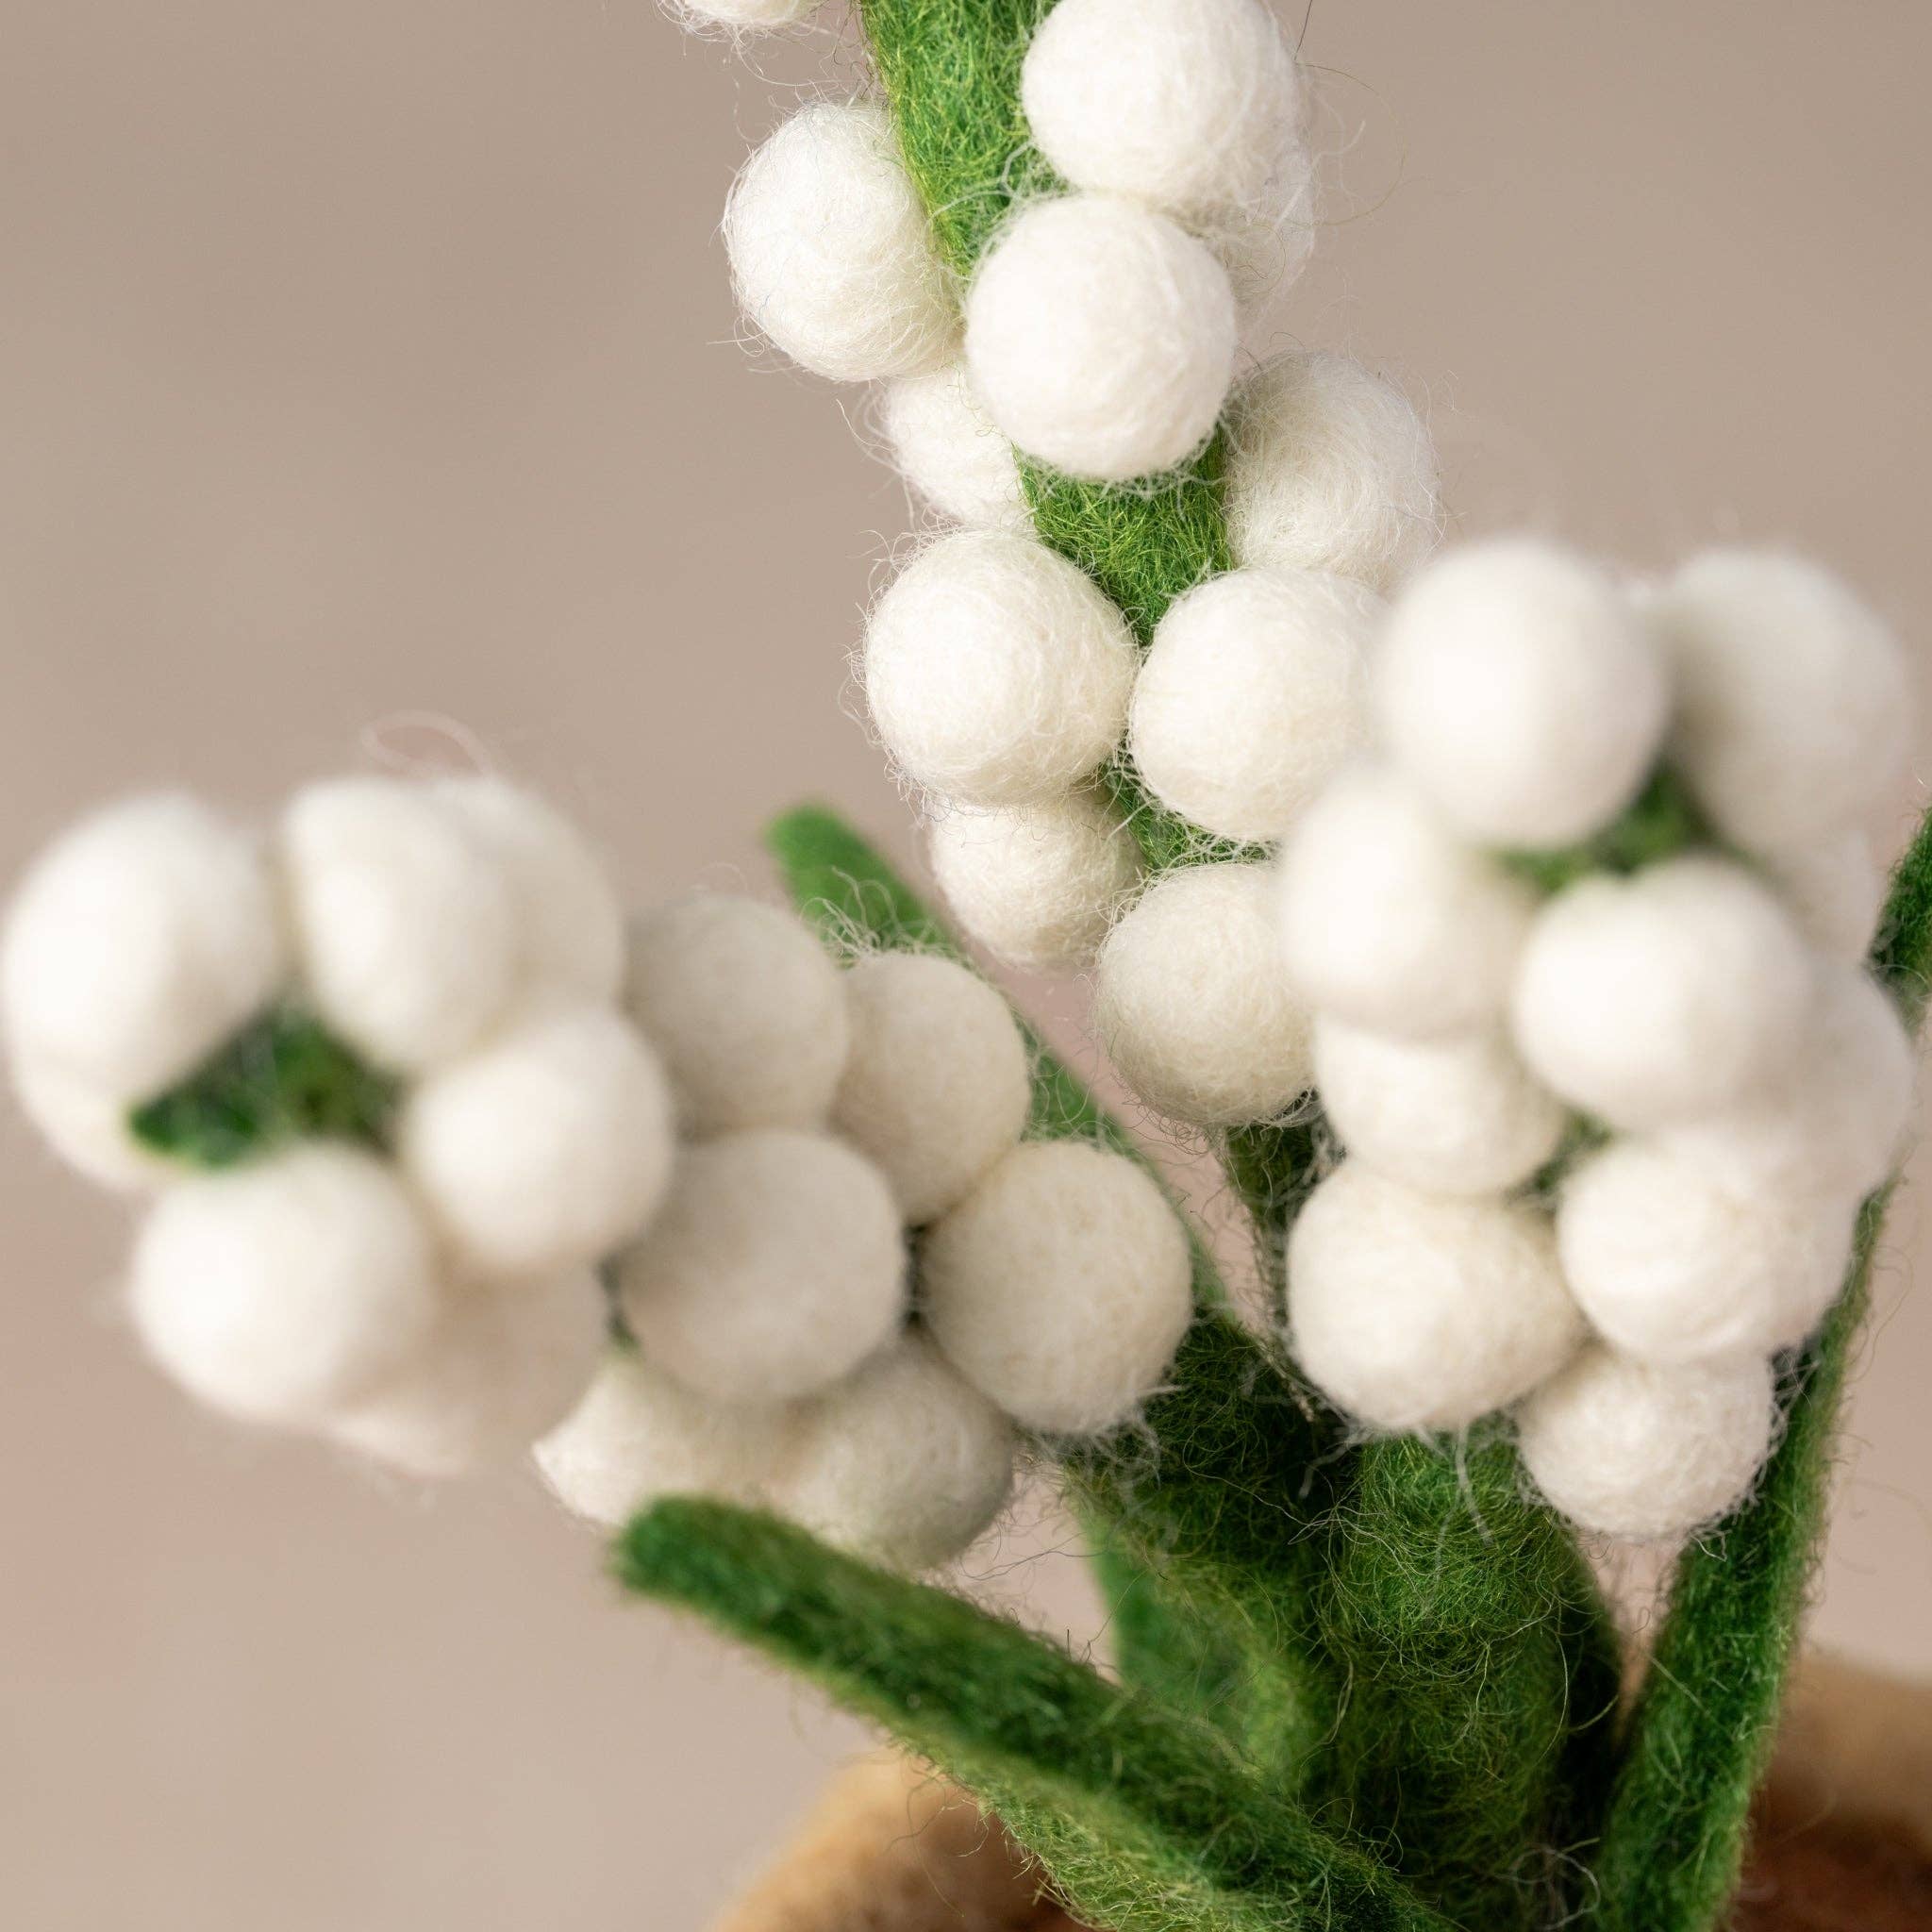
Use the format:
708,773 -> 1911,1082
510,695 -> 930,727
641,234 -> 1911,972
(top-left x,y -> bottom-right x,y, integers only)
708,1656 -> 1932,1932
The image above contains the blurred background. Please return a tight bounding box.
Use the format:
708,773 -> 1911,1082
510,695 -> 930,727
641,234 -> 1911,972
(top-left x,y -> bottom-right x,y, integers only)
1,3 -> 1928,1925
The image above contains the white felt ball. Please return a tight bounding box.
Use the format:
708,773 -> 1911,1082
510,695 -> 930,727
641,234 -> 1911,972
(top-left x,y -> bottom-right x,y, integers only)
927,791 -> 1141,973
625,895 -> 851,1136
1096,862 -> 1313,1125
281,777 -> 515,1073
8,1055 -> 182,1192
1130,567 -> 1379,843
864,531 -> 1137,806
1515,1345 -> 1775,1541
1224,352 -> 1441,591
1511,856 -> 1814,1129
1557,1137 -> 1857,1363
329,1266 -> 607,1479
1662,962 -> 1915,1205
724,99 -> 955,384
1286,1162 -> 1584,1434
1213,155 -> 1317,310
618,1126 -> 908,1404
1650,549 -> 1912,850
920,1140 -> 1191,1436
965,193 -> 1237,482
1764,829 -> 1888,964
1274,764 -> 1536,1040
2,793 -> 287,1104
431,775 -> 626,1016
535,1348 -> 801,1530
1020,0 -> 1304,225
671,0 -> 819,29
780,1329 -> 1016,1571
398,1007 -> 675,1274
1377,541 -> 1671,846
1312,1019 -> 1567,1197
880,362 -> 1027,528
129,1143 -> 441,1425
831,953 -> 1032,1225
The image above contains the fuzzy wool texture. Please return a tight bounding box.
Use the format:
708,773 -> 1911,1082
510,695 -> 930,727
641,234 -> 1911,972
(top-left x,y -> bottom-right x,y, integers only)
1,792 -> 288,1106
1129,566 -> 1378,843
671,0 -> 819,28
1311,1017 -> 1567,1197
1287,1162 -> 1585,1433
725,99 -> 958,384
9,1054 -> 180,1191
1765,826 -> 1889,962
625,893 -> 852,1136
396,1006 -> 675,1275
919,1139 -> 1192,1436
964,193 -> 1237,483
281,776 -> 517,1073
866,529 -> 1139,807
1510,854 -> 1815,1129
927,791 -> 1141,972
618,1125 -> 908,1404
1557,1137 -> 1859,1364
129,1142 -> 441,1425
832,952 -> 1032,1224
881,361 -> 1029,528
1019,0 -> 1305,228
1096,861 -> 1312,1125
1376,539 -> 1671,846
1515,1344 -> 1776,1542
1274,763 -> 1537,1039
1222,351 -> 1441,591
780,1327 -> 1017,1572
536,1347 -> 801,1530
329,1264 -> 607,1480
1651,548 -> 1912,851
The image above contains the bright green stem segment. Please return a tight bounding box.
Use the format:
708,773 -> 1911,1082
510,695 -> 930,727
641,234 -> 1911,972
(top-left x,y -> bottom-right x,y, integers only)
617,1500 -> 1458,1932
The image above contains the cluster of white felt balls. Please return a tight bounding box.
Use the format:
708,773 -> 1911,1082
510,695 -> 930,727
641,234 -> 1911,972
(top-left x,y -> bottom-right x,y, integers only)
691,0 -> 1922,1541
0,775 -> 1194,1572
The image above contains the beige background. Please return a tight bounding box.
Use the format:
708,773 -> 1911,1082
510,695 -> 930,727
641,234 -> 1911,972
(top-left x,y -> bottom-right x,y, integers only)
1,4 -> 1928,1926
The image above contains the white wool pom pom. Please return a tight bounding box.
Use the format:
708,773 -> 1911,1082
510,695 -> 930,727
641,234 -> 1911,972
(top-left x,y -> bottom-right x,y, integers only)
1224,352 -> 1441,591
1515,1345 -> 1775,1541
1511,856 -> 1813,1129
964,194 -> 1237,482
831,953 -> 1031,1224
2,794 -> 287,1104
920,1140 -> 1191,1435
1662,962 -> 1916,1205
670,0 -> 819,29
780,1329 -> 1016,1571
9,1056 -> 181,1192
129,1143 -> 441,1425
1274,764 -> 1536,1039
1020,0 -> 1304,225
329,1267 -> 607,1479
535,1349 -> 800,1530
1312,1019 -> 1567,1197
1650,549 -> 1912,850
1376,541 -> 1671,846
1557,1138 -> 1857,1363
864,531 -> 1137,806
281,778 -> 515,1073
625,895 -> 851,1135
1096,862 -> 1312,1125
398,1008 -> 675,1274
724,100 -> 955,384
880,363 -> 1027,529
928,792 -> 1141,973
431,776 -> 625,1016
1286,1163 -> 1584,1433
1764,829 -> 1888,964
1130,568 -> 1378,843
618,1127 -> 908,1404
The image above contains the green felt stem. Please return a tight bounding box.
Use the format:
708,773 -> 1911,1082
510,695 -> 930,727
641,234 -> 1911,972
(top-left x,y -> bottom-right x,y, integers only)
618,1499 -> 1457,1932
1587,803 -> 1932,1931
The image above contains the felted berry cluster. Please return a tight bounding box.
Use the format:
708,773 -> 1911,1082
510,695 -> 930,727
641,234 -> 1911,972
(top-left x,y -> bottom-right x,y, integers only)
1275,539 -> 1916,1540
1,777 -> 1192,1571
